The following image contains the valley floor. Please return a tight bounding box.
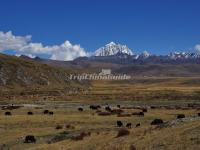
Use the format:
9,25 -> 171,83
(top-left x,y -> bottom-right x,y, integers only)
0,77 -> 200,149
0,104 -> 200,150
1,77 -> 200,105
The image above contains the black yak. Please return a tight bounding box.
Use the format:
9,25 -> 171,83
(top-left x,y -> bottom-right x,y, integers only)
151,119 -> 163,125
177,114 -> 185,119
5,112 -> 12,116
136,123 -> 140,127
24,135 -> 36,143
49,111 -> 54,115
78,107 -> 83,111
126,123 -> 132,128
117,121 -> 123,127
43,110 -> 49,114
27,111 -> 33,115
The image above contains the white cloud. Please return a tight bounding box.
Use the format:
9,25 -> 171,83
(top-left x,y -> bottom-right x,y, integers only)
50,41 -> 87,61
195,44 -> 200,53
0,31 -> 87,61
15,53 -> 36,58
0,31 -> 31,51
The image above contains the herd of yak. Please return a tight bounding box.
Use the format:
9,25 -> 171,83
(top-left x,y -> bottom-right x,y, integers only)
1,103 -> 200,144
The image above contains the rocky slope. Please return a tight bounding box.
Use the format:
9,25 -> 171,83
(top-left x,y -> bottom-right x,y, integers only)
0,54 -> 85,90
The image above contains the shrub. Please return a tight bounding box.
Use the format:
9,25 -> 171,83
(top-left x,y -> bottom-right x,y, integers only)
98,112 -> 111,116
65,124 -> 75,129
132,112 -> 144,116
117,113 -> 131,117
116,128 -> 130,137
71,132 -> 90,141
130,145 -> 137,150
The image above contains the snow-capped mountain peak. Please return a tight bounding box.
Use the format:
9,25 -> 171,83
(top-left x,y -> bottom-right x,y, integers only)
140,51 -> 151,58
106,41 -> 116,46
169,51 -> 200,59
95,42 -> 133,56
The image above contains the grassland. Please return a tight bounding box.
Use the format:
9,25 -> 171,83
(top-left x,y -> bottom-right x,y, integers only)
0,105 -> 200,150
1,77 -> 200,105
0,77 -> 200,150
87,77 -> 200,103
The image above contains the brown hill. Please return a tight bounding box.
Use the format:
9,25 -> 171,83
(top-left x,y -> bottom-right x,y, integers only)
0,54 -> 88,97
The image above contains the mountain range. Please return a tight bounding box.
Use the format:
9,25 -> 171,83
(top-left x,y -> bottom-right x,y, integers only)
73,42 -> 200,65
14,42 -> 200,64
94,41 -> 200,60
1,41 -> 200,90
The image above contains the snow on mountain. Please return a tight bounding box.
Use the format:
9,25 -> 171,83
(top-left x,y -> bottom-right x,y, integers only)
169,52 -> 200,59
93,42 -> 200,62
140,51 -> 151,58
95,42 -> 133,56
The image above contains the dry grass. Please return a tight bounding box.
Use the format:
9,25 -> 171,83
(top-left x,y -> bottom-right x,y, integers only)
0,105 -> 199,150
1,77 -> 200,104
0,76 -> 200,149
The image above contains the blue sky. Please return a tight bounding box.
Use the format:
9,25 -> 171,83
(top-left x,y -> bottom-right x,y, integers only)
0,0 -> 200,60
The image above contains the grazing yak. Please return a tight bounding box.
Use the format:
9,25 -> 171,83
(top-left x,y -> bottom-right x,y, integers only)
78,107 -> 83,111
177,114 -> 185,119
142,108 -> 147,112
65,124 -> 75,129
49,111 -> 54,115
5,112 -> 12,116
138,112 -> 144,116
90,105 -> 101,110
55,125 -> 63,129
126,123 -> 132,128
117,105 -> 121,108
24,135 -> 36,143
198,113 -> 200,117
105,106 -> 112,112
151,119 -> 164,125
43,110 -> 49,114
27,111 -> 33,115
150,106 -> 156,109
136,123 -> 140,127
117,121 -> 123,127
